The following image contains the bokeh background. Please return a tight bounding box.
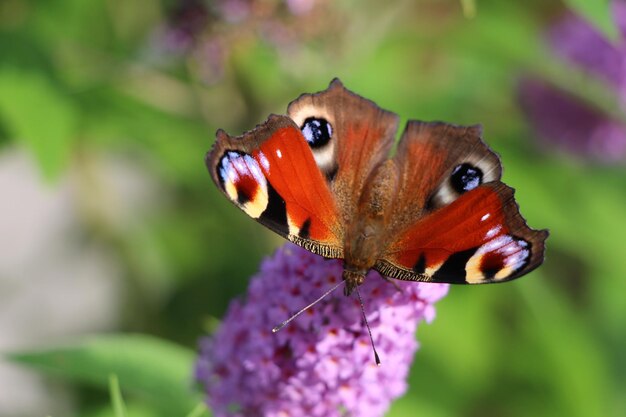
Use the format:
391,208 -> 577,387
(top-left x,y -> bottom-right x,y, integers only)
1,0 -> 625,416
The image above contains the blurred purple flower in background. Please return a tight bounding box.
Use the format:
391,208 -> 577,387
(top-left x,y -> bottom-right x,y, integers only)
519,2 -> 626,162
196,244 -> 448,417
160,0 -> 211,52
155,0 -> 339,85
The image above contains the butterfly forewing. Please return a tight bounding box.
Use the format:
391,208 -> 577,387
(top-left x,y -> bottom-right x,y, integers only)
377,183 -> 548,284
207,114 -> 344,258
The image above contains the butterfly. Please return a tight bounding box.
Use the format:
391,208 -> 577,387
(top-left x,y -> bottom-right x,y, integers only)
206,79 -> 548,296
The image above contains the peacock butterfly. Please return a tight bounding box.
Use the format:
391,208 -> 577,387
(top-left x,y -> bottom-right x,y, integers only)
206,79 -> 548,296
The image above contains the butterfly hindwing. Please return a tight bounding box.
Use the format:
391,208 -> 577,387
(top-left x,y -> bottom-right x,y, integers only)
390,121 -> 502,226
287,79 -> 399,224
207,114 -> 344,258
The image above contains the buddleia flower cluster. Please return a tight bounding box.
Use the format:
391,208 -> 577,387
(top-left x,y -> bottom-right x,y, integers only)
195,244 -> 448,417
519,2 -> 626,162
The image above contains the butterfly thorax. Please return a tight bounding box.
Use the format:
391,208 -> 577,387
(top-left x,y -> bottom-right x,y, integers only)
343,160 -> 399,296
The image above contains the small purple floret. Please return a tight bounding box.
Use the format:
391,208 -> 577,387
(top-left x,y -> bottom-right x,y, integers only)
195,244 -> 448,417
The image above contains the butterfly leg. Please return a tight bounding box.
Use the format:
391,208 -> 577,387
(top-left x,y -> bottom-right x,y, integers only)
381,275 -> 404,293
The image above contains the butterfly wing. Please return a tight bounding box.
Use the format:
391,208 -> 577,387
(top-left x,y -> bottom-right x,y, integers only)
287,79 -> 399,223
376,121 -> 548,283
206,114 -> 343,258
391,121 -> 502,218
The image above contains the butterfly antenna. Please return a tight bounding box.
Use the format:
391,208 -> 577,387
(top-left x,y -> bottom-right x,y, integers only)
272,280 -> 345,333
355,287 -> 381,366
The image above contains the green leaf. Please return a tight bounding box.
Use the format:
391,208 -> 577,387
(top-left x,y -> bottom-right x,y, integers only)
83,401 -> 164,417
185,403 -> 210,417
109,374 -> 128,417
518,279 -> 613,417
563,0 -> 618,41
7,334 -> 201,415
0,68 -> 77,180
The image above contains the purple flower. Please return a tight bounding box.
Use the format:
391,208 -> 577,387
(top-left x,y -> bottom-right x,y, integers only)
286,0 -> 316,16
216,0 -> 252,24
519,2 -> 626,162
160,0 -> 211,52
195,244 -> 448,417
153,0 -> 339,85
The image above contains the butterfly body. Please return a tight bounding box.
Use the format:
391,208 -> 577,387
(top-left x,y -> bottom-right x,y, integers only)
207,79 -> 548,294
341,159 -> 399,294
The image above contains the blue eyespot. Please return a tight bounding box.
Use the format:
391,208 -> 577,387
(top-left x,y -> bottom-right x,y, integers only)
450,163 -> 482,193
301,117 -> 332,149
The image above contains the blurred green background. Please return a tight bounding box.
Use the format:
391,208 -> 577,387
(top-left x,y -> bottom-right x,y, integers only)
1,0 -> 625,416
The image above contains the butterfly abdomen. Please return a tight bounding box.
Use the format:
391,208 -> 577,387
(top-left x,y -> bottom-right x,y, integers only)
343,160 -> 400,294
